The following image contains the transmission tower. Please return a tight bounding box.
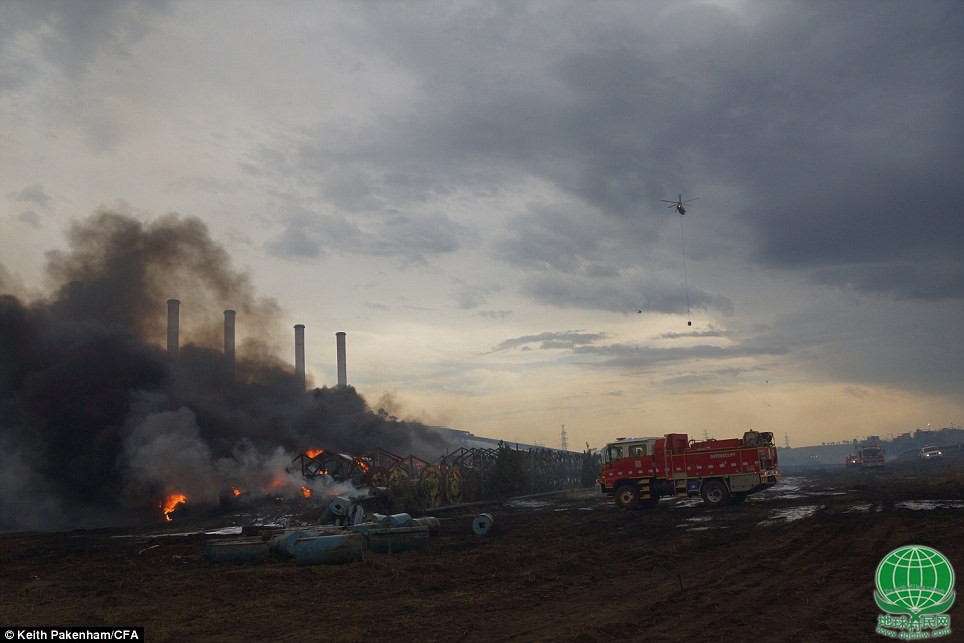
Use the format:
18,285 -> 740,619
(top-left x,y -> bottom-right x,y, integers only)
561,424 -> 568,451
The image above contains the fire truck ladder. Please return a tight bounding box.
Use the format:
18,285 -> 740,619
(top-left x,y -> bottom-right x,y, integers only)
674,478 -> 688,498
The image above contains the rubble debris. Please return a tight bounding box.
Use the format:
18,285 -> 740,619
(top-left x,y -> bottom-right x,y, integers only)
205,499 -> 443,565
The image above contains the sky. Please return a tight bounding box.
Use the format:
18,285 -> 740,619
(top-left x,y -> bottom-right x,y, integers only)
1,0 -> 962,451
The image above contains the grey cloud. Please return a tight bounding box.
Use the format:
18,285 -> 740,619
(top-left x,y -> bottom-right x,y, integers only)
266,206 -> 467,266
8,183 -> 51,205
477,309 -> 512,320
580,341 -> 789,373
493,207 -> 623,274
265,221 -> 325,259
451,283 -> 501,310
490,331 -> 607,353
485,326 -> 788,384
519,272 -> 734,317
0,0 -> 169,81
657,327 -> 736,340
16,210 -> 43,229
809,259 -> 964,301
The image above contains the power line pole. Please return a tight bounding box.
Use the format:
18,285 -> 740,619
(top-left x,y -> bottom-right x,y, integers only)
784,432 -> 791,448
561,424 -> 568,451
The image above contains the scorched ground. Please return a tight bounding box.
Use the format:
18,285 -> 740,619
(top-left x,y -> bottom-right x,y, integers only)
1,468 -> 962,642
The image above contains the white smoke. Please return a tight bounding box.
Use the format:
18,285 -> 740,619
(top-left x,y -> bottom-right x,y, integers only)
121,402 -> 219,507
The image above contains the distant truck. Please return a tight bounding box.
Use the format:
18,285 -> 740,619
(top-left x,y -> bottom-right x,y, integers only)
845,445 -> 885,469
599,431 -> 780,509
858,445 -> 885,468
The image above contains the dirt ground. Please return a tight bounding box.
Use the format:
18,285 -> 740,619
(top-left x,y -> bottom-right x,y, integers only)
2,464 -> 962,643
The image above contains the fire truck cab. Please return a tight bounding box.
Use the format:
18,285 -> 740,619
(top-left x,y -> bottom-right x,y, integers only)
600,431 -> 780,509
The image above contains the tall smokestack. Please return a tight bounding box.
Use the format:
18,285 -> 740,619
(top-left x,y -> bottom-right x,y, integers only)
294,324 -> 306,391
223,309 -> 236,381
336,331 -> 347,387
167,299 -> 180,360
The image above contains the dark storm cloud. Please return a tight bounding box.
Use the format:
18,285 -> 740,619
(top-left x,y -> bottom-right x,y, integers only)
4,1 -> 960,305
295,0 -> 962,304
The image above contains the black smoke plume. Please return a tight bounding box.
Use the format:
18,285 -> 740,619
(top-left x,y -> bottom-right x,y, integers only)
0,209 -> 448,531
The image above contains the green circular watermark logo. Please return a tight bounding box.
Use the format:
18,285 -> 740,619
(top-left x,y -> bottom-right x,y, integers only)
874,545 -> 955,638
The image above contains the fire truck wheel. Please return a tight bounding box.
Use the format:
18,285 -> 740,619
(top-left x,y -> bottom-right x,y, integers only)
614,484 -> 640,510
700,480 -> 730,507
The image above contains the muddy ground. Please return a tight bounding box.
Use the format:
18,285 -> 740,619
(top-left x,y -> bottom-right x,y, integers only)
2,463 -> 962,642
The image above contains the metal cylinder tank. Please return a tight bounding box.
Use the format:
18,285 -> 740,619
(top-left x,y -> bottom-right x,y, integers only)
294,324 -> 306,390
336,331 -> 347,387
293,533 -> 364,566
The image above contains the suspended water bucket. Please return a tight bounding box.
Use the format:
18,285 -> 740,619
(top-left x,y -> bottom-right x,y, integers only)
293,532 -> 365,566
472,513 -> 494,535
203,538 -> 270,563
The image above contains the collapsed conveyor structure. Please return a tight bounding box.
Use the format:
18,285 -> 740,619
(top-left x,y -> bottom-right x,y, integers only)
289,444 -> 594,508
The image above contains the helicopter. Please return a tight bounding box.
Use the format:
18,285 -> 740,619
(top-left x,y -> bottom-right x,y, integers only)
659,193 -> 700,326
661,194 -> 698,215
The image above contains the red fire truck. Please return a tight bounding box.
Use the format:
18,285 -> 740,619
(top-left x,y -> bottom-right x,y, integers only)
600,431 -> 781,509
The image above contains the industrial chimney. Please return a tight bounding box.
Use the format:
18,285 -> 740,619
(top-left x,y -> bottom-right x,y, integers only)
294,324 -> 306,391
167,299 -> 180,360
336,331 -> 347,387
223,309 -> 236,381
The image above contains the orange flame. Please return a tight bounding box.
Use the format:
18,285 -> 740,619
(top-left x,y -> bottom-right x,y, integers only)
301,486 -> 312,498
161,493 -> 187,522
232,488 -> 241,497
354,458 -> 370,472
306,449 -> 324,458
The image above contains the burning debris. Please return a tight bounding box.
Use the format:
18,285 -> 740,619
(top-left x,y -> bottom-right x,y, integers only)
161,493 -> 187,522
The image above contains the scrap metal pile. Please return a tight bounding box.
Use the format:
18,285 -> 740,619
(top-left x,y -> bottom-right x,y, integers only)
288,443 -> 594,509
202,444 -> 589,565
203,493 -> 442,565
